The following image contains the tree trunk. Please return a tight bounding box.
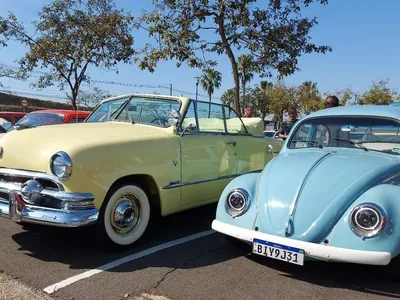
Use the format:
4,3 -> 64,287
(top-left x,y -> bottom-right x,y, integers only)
217,12 -> 241,116
72,94 -> 78,110
71,87 -> 78,110
208,92 -> 212,118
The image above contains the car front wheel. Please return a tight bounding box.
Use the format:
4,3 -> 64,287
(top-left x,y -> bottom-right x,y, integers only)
96,183 -> 151,248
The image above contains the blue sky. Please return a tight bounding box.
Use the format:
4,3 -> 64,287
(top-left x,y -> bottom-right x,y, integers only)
0,0 -> 399,105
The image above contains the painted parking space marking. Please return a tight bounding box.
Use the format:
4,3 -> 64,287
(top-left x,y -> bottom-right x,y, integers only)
43,229 -> 215,295
132,293 -> 175,300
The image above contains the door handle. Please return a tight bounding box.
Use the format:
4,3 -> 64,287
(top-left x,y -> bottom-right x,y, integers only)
227,141 -> 237,147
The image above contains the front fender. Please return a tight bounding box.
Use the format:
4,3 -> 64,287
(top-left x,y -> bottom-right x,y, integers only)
215,172 -> 260,231
328,184 -> 400,257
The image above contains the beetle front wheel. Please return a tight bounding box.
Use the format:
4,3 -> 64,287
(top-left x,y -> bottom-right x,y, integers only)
96,183 -> 151,248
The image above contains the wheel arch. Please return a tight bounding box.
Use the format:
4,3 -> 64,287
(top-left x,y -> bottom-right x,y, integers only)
101,174 -> 161,217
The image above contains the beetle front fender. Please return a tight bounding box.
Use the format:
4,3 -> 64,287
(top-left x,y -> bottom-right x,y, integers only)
215,172 -> 261,230
328,183 -> 400,257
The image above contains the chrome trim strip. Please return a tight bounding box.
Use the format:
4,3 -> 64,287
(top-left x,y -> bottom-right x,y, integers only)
0,182 -> 93,202
0,168 -> 64,190
285,152 -> 334,236
162,169 -> 263,190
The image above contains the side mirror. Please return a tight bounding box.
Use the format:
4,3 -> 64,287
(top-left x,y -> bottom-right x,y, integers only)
168,109 -> 181,127
180,123 -> 197,136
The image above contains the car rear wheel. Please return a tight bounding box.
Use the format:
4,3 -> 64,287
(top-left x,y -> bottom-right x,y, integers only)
96,183 -> 151,248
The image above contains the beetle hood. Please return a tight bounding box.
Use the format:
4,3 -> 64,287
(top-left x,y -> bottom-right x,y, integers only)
0,121 -> 169,172
256,149 -> 400,243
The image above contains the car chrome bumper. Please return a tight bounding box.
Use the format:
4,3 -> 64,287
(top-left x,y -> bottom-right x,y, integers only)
0,190 -> 99,228
211,220 -> 392,266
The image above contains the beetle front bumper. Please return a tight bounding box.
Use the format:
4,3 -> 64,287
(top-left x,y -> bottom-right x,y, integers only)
0,189 -> 99,227
212,220 -> 392,266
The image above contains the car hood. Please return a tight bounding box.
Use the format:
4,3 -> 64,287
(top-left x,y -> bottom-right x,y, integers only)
0,121 -> 169,172
256,149 -> 400,243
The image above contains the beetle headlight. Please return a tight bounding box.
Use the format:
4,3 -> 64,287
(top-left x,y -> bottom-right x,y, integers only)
50,151 -> 72,180
349,203 -> 386,238
225,188 -> 250,217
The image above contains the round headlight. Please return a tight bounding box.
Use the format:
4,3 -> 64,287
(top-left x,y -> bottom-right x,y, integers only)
225,188 -> 250,217
50,151 -> 72,180
349,203 -> 386,238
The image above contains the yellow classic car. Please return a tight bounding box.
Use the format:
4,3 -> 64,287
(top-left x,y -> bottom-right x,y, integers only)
0,93 -> 282,247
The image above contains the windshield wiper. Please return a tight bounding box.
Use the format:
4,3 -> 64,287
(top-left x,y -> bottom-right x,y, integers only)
333,137 -> 369,151
291,140 -> 323,148
109,95 -> 134,120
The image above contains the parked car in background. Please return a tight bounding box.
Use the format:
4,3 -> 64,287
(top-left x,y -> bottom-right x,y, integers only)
212,105 -> 400,269
0,112 -> 26,133
7,109 -> 91,132
0,93 -> 282,248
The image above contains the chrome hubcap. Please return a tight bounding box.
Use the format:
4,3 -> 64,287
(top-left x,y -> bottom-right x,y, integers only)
111,194 -> 141,236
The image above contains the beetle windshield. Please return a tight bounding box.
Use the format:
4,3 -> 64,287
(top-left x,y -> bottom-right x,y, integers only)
8,113 -> 64,132
85,95 -> 181,127
288,116 -> 400,155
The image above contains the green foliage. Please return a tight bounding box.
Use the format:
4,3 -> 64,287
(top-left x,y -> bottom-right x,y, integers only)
358,79 -> 399,105
200,68 -> 222,102
134,0 -> 332,115
238,54 -> 255,99
297,81 -> 324,114
0,0 -> 135,109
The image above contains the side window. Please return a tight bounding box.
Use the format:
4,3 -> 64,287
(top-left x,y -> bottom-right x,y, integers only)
196,102 -> 225,133
224,106 -> 247,134
288,123 -> 312,148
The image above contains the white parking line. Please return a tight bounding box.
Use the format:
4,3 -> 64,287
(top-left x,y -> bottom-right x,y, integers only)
43,229 -> 215,295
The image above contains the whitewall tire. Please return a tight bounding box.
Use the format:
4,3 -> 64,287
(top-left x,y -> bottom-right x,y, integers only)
99,184 -> 151,247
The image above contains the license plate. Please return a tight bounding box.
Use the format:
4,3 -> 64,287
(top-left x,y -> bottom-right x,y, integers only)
252,238 -> 305,266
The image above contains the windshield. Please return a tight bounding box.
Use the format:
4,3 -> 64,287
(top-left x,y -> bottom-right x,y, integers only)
86,95 -> 181,127
288,116 -> 400,155
8,113 -> 64,132
0,117 -> 12,132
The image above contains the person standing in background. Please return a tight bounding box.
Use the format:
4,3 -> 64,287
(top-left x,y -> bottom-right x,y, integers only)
325,95 -> 339,108
278,107 -> 299,140
243,104 -> 256,117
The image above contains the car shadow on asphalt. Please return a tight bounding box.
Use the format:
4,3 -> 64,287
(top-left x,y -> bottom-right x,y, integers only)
244,251 -> 400,299
9,203 -> 240,271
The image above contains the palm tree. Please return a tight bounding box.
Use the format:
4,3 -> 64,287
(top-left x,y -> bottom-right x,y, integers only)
200,68 -> 222,103
238,54 -> 254,102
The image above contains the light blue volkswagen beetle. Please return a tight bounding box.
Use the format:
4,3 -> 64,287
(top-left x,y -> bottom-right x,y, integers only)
212,105 -> 400,267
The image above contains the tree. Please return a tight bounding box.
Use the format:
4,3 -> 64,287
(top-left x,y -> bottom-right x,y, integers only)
238,54 -> 254,102
297,81 -> 324,114
358,79 -> 399,105
75,86 -> 113,110
256,81 -> 274,120
200,68 -> 222,103
268,81 -> 298,122
323,87 -> 354,106
221,88 -> 235,108
0,0 -> 135,110
134,0 -> 332,116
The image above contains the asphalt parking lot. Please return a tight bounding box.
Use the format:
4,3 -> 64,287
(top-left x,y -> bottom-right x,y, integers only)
1,203 -> 400,300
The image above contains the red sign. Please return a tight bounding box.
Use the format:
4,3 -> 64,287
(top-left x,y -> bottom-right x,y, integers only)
21,99 -> 28,106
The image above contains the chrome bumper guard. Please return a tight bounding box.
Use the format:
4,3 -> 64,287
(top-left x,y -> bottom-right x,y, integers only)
0,186 -> 99,227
